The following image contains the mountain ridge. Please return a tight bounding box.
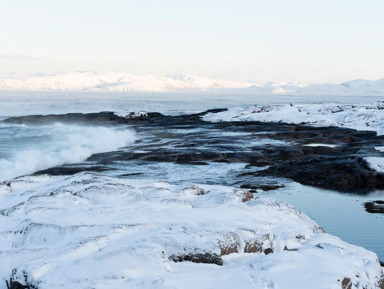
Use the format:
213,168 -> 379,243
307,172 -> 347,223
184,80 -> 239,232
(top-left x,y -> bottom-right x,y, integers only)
0,71 -> 383,95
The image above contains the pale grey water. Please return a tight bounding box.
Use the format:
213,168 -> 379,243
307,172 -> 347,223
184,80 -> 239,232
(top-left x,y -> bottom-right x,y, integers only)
0,90 -> 383,118
0,91 -> 383,261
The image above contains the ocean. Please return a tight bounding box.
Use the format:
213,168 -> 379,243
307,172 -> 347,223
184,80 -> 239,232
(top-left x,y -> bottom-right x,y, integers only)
0,90 -> 383,264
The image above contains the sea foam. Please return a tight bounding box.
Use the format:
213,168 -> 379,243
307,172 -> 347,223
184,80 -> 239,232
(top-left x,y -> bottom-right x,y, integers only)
0,124 -> 136,181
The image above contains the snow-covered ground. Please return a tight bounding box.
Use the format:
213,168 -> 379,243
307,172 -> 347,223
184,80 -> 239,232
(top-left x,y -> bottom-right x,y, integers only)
203,102 -> 384,135
0,71 -> 384,95
0,172 -> 382,288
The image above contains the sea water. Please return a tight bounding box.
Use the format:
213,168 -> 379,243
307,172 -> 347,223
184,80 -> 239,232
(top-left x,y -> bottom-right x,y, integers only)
0,91 -> 383,261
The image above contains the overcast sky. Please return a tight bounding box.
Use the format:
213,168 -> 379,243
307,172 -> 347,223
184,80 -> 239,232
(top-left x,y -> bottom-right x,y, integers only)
1,0 -> 383,82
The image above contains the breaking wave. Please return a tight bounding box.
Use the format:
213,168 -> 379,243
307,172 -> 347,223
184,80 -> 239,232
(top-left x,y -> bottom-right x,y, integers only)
0,124 -> 136,181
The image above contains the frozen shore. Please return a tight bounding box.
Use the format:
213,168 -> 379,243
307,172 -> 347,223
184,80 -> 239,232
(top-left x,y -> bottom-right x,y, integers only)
0,172 -> 382,288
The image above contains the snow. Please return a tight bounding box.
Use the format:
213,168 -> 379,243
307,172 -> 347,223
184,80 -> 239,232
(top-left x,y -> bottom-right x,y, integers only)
0,172 -> 382,288
203,102 -> 384,135
375,147 -> 384,152
0,71 -> 252,92
0,71 -> 384,94
365,157 -> 384,173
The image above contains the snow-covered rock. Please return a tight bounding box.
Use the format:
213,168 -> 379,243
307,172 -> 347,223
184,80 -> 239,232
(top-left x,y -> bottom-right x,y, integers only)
203,102 -> 384,135
0,172 -> 382,288
365,157 -> 384,173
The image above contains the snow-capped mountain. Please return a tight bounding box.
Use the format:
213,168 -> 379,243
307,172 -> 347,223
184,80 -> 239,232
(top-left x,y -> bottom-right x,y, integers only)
0,71 -> 252,92
0,71 -> 383,95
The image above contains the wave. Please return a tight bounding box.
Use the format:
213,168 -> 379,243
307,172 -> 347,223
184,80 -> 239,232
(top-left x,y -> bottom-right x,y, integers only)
0,124 -> 136,181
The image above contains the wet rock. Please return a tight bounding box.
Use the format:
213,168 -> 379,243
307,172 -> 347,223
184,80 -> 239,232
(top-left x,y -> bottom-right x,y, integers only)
11,109 -> 384,195
4,112 -> 128,126
240,183 -> 285,192
169,252 -> 223,266
144,150 -> 227,164
364,200 -> 384,214
260,157 -> 384,193
34,165 -> 113,176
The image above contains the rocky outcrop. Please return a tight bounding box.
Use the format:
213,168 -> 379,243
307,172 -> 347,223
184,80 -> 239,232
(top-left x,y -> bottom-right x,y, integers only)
169,253 -> 223,266
5,270 -> 37,289
341,277 -> 352,289
364,201 -> 384,214
5,110 -> 384,195
260,157 -> 384,193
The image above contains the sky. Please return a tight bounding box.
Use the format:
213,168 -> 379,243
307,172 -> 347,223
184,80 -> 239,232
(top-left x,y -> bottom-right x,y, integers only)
1,0 -> 383,83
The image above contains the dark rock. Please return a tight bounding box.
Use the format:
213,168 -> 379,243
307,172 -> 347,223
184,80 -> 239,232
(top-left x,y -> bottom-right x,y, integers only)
5,280 -> 35,289
341,277 -> 352,289
283,246 -> 298,251
243,234 -> 273,254
169,252 -> 223,266
364,200 -> 384,214
34,165 -> 113,176
120,172 -> 143,177
219,234 -> 239,256
259,157 -> 384,193
258,184 -> 285,191
240,183 -> 285,192
263,248 -> 273,255
379,277 -> 384,289
244,240 -> 262,253
3,112 -> 128,126
5,270 -> 37,289
9,109 -> 384,195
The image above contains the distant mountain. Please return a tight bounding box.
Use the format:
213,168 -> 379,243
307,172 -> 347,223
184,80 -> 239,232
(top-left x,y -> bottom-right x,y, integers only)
0,71 -> 383,95
0,71 -> 252,92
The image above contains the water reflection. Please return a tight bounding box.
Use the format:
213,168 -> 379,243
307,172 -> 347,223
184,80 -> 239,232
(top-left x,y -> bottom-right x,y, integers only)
259,182 -> 384,262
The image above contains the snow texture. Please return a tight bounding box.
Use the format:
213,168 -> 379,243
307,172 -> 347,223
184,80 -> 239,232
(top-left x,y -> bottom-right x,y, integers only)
0,172 -> 382,288
203,102 -> 384,135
